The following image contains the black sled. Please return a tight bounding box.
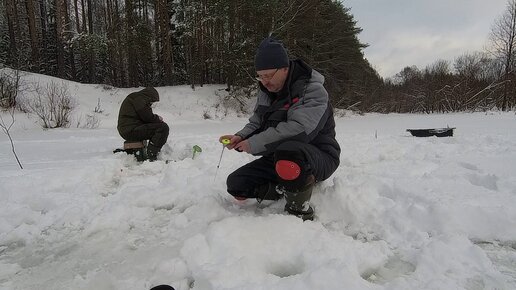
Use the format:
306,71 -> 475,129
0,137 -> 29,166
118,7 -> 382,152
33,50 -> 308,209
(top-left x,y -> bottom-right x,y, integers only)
407,127 -> 455,137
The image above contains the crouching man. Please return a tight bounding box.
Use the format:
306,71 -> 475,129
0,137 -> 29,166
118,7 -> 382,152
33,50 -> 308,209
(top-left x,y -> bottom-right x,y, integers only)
219,37 -> 340,221
117,87 -> 169,161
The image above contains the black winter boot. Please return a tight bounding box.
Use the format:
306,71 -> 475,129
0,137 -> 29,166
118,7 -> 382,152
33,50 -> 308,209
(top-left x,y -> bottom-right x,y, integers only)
255,182 -> 283,203
283,175 -> 315,221
146,143 -> 160,161
129,148 -> 147,162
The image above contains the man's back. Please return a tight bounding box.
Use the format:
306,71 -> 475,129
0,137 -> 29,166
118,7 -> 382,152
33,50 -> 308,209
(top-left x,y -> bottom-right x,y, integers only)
117,87 -> 160,136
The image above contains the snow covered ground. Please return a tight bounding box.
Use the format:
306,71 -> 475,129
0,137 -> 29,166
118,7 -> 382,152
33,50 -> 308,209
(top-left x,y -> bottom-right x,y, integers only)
1,72 -> 515,290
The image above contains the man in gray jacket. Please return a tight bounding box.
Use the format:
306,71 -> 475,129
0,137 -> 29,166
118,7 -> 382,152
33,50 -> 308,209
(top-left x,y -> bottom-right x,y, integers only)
219,37 -> 340,221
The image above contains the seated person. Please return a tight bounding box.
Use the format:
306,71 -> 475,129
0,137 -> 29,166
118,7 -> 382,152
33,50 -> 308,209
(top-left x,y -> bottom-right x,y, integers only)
117,87 -> 169,161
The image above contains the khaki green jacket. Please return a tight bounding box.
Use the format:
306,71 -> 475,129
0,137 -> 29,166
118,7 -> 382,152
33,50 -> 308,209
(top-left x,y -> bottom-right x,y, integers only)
117,87 -> 161,137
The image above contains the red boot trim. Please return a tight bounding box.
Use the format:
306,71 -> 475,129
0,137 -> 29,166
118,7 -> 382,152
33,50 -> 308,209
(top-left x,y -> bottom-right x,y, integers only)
275,160 -> 301,181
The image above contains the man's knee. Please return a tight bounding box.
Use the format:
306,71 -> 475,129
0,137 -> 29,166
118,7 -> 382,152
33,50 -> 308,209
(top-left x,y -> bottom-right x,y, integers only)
275,160 -> 301,180
226,170 -> 238,189
161,122 -> 169,132
155,122 -> 169,136
227,166 -> 270,198
150,123 -> 170,147
274,146 -> 312,191
226,171 -> 247,197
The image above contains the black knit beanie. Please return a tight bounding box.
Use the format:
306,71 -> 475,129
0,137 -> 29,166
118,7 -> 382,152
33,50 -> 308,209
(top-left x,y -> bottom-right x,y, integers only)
254,37 -> 289,71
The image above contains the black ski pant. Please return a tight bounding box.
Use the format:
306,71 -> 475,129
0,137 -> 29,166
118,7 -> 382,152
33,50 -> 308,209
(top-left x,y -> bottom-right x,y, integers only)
121,122 -> 169,148
226,140 -> 339,198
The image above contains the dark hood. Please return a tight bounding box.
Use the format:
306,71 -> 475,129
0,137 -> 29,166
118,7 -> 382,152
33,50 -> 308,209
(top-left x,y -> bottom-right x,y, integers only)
140,87 -> 160,102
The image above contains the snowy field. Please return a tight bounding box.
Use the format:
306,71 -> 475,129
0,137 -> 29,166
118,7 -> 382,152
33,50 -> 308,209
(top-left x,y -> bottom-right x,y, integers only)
1,73 -> 516,290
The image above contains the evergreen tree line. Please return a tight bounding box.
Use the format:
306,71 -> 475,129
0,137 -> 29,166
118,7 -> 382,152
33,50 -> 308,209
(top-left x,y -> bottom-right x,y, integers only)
1,0 -> 515,112
0,0 -> 377,109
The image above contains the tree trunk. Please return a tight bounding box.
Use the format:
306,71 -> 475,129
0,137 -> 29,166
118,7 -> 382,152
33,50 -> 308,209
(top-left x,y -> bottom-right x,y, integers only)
125,0 -> 138,86
113,0 -> 126,86
106,0 -> 117,85
55,0 -> 66,78
226,0 -> 235,90
87,0 -> 93,33
87,0 -> 95,82
158,0 -> 173,84
74,0 -> 81,33
25,0 -> 40,63
78,0 -> 88,81
81,0 -> 87,33
141,0 -> 153,84
504,1 -> 516,110
5,0 -> 19,62
64,0 -> 75,79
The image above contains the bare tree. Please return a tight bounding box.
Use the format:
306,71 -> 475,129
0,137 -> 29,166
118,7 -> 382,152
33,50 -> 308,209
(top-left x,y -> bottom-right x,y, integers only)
0,106 -> 23,169
454,52 -> 494,82
488,0 -> 516,110
0,69 -> 23,169
26,81 -> 76,128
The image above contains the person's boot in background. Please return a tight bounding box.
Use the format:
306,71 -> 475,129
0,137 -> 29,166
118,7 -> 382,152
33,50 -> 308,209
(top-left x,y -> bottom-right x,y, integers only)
146,142 -> 161,162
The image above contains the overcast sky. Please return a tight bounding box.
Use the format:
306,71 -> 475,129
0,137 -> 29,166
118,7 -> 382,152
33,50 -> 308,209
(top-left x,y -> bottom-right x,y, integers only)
344,0 -> 509,78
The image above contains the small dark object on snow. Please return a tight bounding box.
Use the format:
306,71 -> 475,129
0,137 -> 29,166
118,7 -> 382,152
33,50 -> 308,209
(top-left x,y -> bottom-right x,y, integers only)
150,285 -> 175,290
407,127 -> 455,137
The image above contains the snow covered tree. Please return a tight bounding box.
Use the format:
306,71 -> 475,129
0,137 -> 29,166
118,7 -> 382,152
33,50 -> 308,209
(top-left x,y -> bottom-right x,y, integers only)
489,0 -> 516,110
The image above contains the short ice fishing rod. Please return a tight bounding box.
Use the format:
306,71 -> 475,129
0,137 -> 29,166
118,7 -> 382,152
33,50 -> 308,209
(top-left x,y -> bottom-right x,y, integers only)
214,138 -> 231,181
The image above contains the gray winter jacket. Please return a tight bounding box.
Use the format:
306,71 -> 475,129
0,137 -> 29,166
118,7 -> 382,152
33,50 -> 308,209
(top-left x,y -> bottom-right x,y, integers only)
236,60 -> 340,161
